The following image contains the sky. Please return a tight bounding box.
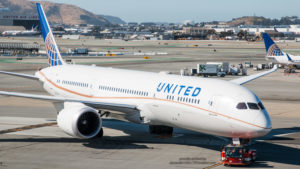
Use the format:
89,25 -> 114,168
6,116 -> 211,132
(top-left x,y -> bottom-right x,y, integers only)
47,0 -> 300,23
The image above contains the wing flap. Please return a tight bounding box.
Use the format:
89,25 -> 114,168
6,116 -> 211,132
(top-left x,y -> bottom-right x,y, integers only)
230,65 -> 277,85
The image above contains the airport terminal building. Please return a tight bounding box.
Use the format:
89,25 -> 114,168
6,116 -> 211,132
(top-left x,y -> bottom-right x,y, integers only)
0,14 -> 40,30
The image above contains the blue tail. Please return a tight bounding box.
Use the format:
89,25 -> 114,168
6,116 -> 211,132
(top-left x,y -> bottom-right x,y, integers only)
36,3 -> 65,67
262,33 -> 283,56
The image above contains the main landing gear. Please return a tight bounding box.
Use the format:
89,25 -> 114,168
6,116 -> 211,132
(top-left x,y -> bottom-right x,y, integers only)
96,128 -> 104,138
149,125 -> 173,135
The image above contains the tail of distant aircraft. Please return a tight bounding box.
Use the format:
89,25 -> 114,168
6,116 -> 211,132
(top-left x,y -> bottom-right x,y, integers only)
262,33 -> 283,57
31,24 -> 39,31
36,3 -> 65,67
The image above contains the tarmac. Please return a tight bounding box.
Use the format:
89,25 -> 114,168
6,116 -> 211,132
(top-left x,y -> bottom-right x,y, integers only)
0,37 -> 299,169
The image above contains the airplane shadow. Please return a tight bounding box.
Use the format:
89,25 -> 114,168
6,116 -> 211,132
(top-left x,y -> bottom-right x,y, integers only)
0,119 -> 299,167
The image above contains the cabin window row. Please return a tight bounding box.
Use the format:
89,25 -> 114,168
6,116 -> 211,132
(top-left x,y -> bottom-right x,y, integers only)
61,80 -> 89,88
98,85 -> 149,96
166,95 -> 175,100
166,95 -> 200,104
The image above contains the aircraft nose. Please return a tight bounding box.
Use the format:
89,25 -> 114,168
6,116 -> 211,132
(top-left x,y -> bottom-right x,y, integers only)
253,110 -> 272,136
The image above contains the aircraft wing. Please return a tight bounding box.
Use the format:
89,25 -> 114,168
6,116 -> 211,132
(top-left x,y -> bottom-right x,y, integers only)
230,65 -> 277,85
0,70 -> 38,80
0,91 -> 138,113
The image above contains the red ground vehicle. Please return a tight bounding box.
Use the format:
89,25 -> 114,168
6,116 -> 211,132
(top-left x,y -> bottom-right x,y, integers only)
221,144 -> 256,166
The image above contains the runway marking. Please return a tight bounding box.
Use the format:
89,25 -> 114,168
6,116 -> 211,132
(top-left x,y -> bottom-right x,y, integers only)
203,161 -> 223,169
0,122 -> 57,134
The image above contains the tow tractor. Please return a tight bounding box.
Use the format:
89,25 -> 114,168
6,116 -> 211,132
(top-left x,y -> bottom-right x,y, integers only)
221,138 -> 256,166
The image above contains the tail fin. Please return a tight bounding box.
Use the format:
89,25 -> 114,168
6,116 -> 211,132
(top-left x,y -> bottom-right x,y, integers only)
36,3 -> 65,67
262,33 -> 283,56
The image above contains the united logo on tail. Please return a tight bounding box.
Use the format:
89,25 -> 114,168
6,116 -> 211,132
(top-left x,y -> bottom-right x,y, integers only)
262,33 -> 283,56
36,3 -> 65,67
267,44 -> 283,56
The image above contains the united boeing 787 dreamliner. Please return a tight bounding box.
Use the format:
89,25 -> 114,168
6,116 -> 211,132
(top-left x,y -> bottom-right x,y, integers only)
0,4 -> 277,144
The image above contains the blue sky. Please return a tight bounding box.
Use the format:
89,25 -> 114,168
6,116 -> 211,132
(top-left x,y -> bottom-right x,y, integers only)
48,0 -> 300,23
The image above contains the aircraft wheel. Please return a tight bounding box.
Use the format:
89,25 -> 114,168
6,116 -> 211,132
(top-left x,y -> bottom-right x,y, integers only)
96,128 -> 104,138
149,125 -> 156,134
149,125 -> 173,135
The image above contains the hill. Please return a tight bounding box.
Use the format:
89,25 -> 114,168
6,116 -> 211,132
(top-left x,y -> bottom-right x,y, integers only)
100,15 -> 126,25
227,16 -> 300,26
0,0 -> 111,25
227,16 -> 266,26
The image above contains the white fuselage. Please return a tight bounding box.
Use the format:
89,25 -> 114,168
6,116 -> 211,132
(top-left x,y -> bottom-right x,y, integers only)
36,65 -> 272,139
266,52 -> 300,66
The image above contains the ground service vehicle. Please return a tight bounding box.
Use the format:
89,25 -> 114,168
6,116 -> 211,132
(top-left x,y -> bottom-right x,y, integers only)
221,144 -> 256,166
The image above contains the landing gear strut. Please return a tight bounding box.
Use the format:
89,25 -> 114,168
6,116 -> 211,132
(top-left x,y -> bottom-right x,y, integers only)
149,125 -> 173,135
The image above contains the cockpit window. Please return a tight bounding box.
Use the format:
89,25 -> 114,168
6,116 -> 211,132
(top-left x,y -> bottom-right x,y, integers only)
247,103 -> 259,110
258,102 -> 265,110
236,102 -> 247,109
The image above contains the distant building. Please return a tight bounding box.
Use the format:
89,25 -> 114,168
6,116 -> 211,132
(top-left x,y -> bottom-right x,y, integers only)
140,22 -> 156,27
0,14 -> 40,30
0,26 -> 25,33
288,25 -> 300,34
214,27 -> 238,33
183,27 -> 214,35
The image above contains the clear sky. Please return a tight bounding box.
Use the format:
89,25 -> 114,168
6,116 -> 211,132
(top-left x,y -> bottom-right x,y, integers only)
47,0 -> 300,23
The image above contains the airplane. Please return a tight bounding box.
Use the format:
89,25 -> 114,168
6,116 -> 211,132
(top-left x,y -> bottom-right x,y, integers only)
0,3 -> 277,144
262,32 -> 300,69
2,30 -> 21,36
20,25 -> 40,36
2,25 -> 40,36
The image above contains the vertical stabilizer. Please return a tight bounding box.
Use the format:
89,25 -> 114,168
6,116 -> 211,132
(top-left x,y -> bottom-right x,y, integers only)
36,3 -> 65,67
262,33 -> 283,56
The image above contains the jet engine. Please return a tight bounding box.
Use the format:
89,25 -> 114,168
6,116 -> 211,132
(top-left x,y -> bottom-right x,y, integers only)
57,102 -> 102,139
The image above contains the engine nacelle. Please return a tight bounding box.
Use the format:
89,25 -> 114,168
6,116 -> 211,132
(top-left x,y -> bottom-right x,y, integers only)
57,102 -> 102,139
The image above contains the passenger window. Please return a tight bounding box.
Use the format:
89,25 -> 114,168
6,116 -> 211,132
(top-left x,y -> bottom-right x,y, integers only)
236,102 -> 247,109
258,102 -> 265,110
247,103 -> 260,110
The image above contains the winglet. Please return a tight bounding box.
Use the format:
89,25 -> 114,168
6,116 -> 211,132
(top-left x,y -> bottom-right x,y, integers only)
36,3 -> 65,67
262,33 -> 283,56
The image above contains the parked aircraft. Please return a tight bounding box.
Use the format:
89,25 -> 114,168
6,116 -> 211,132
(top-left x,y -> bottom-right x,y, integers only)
262,32 -> 300,69
2,25 -> 40,36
